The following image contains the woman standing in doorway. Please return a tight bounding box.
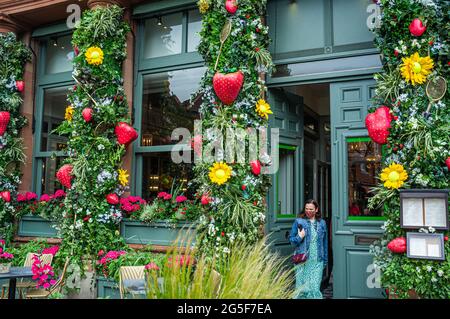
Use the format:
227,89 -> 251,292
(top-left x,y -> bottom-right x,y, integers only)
289,199 -> 328,299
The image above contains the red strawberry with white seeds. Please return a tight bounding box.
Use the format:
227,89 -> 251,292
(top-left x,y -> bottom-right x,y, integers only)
409,18 -> 426,37
115,122 -> 138,146
365,106 -> 393,145
250,160 -> 262,176
106,193 -> 120,205
225,0 -> 238,14
82,108 -> 93,123
445,157 -> 450,171
0,191 -> 11,202
0,111 -> 11,136
213,71 -> 244,105
56,164 -> 73,189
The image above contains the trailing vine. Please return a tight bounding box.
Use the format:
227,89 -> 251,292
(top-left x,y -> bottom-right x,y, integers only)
0,33 -> 31,244
54,5 -> 134,272
368,0 -> 449,299
194,0 -> 274,257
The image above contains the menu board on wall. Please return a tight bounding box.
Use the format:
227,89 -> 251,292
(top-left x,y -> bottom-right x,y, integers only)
407,233 -> 445,261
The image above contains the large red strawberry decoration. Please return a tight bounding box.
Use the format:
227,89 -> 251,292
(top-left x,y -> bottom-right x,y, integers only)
446,157 -> 450,171
106,193 -> 119,205
365,106 -> 393,145
200,194 -> 211,206
0,191 -> 11,202
16,80 -> 24,92
250,160 -> 261,175
56,164 -> 73,189
409,18 -> 426,37
0,111 -> 11,136
82,108 -> 93,123
213,71 -> 244,105
225,0 -> 238,14
115,122 -> 138,146
387,237 -> 407,254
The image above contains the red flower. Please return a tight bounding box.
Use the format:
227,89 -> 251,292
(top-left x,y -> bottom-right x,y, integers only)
98,250 -> 105,256
221,232 -> 225,237
176,195 -> 187,203
164,194 -> 172,200
17,194 -> 26,202
40,194 -> 51,202
394,50 -> 399,57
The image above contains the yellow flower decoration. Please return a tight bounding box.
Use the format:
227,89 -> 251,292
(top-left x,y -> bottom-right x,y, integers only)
118,169 -> 129,186
209,162 -> 232,185
197,0 -> 210,14
255,99 -> 273,120
65,106 -> 74,122
85,46 -> 104,66
380,163 -> 408,189
400,52 -> 434,85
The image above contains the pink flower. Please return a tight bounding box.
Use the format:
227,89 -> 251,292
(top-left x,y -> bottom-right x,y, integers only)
157,192 -> 168,198
176,196 -> 187,203
98,250 -> 105,256
42,246 -> 59,256
40,194 -> 51,202
54,190 -> 66,198
26,192 -> 38,201
0,239 -> 5,246
0,248 -> 2,254
145,262 -> 160,271
17,194 -> 26,202
163,194 -> 172,200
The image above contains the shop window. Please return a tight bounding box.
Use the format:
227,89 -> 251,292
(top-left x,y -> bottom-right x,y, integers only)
44,34 -> 73,74
143,13 -> 183,59
140,67 -> 205,146
40,86 -> 70,152
347,137 -> 383,219
304,137 -> 316,201
40,157 -> 67,195
187,9 -> 202,52
142,152 -> 194,201
276,145 -> 297,217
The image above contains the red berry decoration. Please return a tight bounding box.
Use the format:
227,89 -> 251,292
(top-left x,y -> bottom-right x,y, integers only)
56,164 -> 73,189
106,193 -> 119,205
0,191 -> 11,202
241,185 -> 247,191
212,71 -> 244,105
225,0 -> 238,14
365,106 -> 393,145
74,46 -> 80,56
82,108 -> 93,123
201,194 -> 211,206
0,111 -> 11,136
446,157 -> 450,170
15,80 -> 24,92
114,122 -> 138,146
250,160 -> 261,176
387,237 -> 407,254
409,18 -> 426,37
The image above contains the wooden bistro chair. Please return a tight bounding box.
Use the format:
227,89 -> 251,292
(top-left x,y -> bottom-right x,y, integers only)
119,266 -> 146,299
1,253 -> 54,299
25,258 -> 69,299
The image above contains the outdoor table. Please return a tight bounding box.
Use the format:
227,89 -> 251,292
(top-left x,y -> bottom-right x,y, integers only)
0,267 -> 33,300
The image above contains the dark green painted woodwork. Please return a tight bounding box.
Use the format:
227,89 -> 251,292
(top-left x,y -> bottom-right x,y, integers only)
18,215 -> 58,238
121,220 -> 196,245
97,277 -> 121,299
266,88 -> 303,258
330,79 -> 384,299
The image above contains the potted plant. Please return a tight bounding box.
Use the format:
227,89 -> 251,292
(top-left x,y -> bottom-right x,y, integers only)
0,239 -> 14,273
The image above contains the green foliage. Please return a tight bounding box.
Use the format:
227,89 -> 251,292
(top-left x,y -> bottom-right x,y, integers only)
370,0 -> 450,299
8,239 -> 56,266
0,32 -> 31,243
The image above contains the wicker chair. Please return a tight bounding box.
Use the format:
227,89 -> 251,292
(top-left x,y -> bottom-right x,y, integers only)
1,253 -> 54,299
25,258 -> 69,299
119,266 -> 146,299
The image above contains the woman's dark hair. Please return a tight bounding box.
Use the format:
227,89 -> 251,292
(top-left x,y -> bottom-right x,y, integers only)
299,199 -> 322,220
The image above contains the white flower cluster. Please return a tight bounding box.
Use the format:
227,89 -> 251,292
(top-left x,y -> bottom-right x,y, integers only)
98,207 -> 122,224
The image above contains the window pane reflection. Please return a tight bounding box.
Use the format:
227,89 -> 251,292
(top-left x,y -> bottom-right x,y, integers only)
347,139 -> 382,217
141,67 -> 205,146
45,35 -> 73,74
187,9 -> 202,52
277,147 -> 296,215
142,152 -> 194,201
41,157 -> 66,194
41,86 -> 70,152
143,13 -> 183,59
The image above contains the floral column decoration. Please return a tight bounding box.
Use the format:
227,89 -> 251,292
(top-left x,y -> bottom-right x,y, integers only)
368,0 -> 449,298
55,5 -> 134,268
0,33 -> 31,244
194,0 -> 274,257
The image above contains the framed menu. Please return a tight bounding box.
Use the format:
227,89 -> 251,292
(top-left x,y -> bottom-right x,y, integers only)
407,233 -> 445,261
400,190 -> 449,230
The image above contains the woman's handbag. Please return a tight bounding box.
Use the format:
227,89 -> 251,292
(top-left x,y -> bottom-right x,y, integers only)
292,253 -> 308,265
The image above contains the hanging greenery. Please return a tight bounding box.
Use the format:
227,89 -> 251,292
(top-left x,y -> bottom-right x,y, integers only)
0,32 -> 31,245
368,0 -> 449,299
53,5 -> 134,272
193,0 -> 274,258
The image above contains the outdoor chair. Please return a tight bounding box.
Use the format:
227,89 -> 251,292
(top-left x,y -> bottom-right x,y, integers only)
25,258 -> 69,299
119,266 -> 146,299
1,253 -> 54,299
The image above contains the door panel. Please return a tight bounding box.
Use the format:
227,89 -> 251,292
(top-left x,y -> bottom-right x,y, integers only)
267,88 -> 303,259
331,80 -> 384,299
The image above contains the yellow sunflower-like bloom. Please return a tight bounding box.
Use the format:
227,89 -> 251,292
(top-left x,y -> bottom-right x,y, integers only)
85,46 -> 104,66
400,52 -> 434,85
118,169 -> 129,186
197,0 -> 210,14
209,162 -> 232,185
255,99 -> 273,120
380,163 -> 408,189
65,106 -> 74,122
